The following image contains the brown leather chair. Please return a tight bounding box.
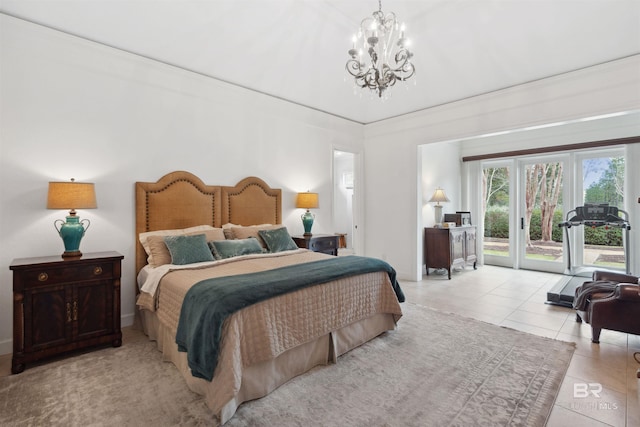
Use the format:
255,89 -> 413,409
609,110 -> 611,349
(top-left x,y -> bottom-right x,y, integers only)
574,271 -> 640,343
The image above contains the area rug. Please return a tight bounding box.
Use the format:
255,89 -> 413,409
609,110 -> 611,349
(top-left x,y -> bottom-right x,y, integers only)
0,303 -> 574,426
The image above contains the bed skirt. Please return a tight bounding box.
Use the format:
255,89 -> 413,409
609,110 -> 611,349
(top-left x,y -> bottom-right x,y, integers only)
139,308 -> 397,425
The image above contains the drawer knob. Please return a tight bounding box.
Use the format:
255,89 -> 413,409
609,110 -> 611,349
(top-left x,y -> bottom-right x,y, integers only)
94,266 -> 103,275
38,272 -> 48,282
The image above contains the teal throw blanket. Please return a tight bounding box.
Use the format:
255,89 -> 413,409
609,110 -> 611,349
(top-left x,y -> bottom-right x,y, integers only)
176,255 -> 405,381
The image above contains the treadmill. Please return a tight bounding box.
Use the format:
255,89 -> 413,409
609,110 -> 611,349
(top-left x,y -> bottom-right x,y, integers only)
546,203 -> 631,307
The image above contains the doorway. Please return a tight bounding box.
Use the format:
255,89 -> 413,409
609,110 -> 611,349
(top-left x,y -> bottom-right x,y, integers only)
333,150 -> 357,254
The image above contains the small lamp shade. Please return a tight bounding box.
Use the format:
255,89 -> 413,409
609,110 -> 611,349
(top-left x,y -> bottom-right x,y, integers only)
47,181 -> 97,211
47,179 -> 97,258
428,187 -> 449,225
296,192 -> 319,209
296,192 -> 319,236
428,188 -> 450,205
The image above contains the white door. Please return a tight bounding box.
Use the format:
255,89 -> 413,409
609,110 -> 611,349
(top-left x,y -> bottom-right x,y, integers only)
517,155 -> 568,273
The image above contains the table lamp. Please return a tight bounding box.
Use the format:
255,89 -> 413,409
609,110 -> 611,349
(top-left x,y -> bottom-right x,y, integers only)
428,187 -> 449,225
296,192 -> 319,236
47,178 -> 97,258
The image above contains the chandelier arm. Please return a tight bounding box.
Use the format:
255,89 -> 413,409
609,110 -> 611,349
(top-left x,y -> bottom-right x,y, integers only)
346,59 -> 366,78
390,49 -> 415,80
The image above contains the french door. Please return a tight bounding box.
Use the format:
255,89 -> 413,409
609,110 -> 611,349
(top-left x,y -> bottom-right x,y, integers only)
518,155 -> 567,274
481,156 -> 567,273
481,149 -> 626,274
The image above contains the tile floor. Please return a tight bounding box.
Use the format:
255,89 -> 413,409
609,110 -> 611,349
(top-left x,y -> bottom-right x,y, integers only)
401,265 -> 640,427
1,265 -> 638,426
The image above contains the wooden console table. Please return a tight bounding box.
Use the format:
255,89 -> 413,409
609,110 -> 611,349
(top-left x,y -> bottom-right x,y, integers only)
424,226 -> 477,279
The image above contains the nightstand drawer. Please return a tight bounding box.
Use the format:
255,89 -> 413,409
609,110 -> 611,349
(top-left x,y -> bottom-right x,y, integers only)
292,235 -> 339,256
18,262 -> 114,287
310,238 -> 336,252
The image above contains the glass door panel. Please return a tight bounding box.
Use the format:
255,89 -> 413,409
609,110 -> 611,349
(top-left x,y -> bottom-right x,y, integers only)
580,154 -> 626,270
520,158 -> 566,273
482,165 -> 511,266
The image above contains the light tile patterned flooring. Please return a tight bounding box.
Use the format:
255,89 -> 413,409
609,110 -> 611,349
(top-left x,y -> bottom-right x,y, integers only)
1,265 -> 638,425
401,265 -> 640,426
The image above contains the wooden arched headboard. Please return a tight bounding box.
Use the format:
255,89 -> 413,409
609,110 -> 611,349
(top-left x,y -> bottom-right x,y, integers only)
135,171 -> 282,275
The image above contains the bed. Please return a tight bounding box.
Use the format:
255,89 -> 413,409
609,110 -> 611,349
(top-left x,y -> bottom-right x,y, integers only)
135,171 -> 404,425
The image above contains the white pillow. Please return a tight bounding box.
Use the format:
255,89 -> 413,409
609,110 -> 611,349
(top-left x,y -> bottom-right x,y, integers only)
139,225 -> 215,266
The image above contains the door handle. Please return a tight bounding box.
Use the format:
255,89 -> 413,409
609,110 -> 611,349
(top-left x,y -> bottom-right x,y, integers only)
521,218 -> 524,230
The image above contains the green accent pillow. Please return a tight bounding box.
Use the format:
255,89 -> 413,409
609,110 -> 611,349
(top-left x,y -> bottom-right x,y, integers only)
209,238 -> 264,260
259,227 -> 298,253
163,234 -> 214,265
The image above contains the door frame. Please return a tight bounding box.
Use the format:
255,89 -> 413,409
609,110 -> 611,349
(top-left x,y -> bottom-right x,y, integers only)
332,147 -> 363,254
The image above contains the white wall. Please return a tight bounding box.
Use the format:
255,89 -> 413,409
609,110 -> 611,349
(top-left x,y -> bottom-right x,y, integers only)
0,15 -> 364,355
420,141 -> 463,227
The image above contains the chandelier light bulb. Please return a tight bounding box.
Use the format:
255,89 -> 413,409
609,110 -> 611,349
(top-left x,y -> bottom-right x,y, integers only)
345,0 -> 415,98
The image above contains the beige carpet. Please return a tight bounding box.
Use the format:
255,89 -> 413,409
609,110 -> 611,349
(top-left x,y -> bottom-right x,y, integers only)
0,303 -> 574,426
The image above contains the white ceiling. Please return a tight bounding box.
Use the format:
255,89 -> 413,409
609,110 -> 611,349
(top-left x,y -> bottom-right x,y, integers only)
2,0 -> 639,124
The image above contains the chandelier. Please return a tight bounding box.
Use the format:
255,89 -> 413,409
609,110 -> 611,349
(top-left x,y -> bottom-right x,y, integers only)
346,0 -> 415,98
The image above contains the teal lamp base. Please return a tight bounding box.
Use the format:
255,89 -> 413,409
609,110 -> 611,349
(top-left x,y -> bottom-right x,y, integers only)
301,210 -> 315,236
54,214 -> 90,258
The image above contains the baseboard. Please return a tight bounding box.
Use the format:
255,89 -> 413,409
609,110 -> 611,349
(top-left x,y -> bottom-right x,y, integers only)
0,338 -> 11,357
121,312 -> 135,328
0,314 -> 137,357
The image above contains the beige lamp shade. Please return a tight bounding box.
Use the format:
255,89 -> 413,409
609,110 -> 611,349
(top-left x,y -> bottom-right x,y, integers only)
428,188 -> 450,205
47,180 -> 97,212
296,192 -> 319,209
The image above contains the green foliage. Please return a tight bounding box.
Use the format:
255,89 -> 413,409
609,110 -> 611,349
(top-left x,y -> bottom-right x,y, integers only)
483,167 -> 510,207
483,207 -> 564,241
528,209 -> 564,242
584,227 -> 623,246
584,157 -> 624,206
483,206 -> 509,238
483,207 -> 622,246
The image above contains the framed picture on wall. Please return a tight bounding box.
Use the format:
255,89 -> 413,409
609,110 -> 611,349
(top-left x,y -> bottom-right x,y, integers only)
457,211 -> 472,226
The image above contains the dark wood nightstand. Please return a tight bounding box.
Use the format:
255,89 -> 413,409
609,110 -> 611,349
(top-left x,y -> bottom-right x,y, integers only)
292,234 -> 339,256
10,251 -> 124,374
